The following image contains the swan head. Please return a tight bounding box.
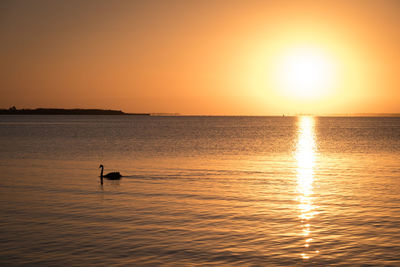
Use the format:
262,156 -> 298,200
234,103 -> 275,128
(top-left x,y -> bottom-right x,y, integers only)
99,164 -> 103,168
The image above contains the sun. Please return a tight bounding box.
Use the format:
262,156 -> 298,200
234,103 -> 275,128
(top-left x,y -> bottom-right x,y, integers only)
276,46 -> 337,100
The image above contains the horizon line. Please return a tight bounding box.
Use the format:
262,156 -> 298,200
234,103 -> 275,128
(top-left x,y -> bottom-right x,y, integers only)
1,107 -> 400,117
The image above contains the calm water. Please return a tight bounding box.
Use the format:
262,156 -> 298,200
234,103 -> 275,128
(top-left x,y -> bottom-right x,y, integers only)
0,115 -> 399,266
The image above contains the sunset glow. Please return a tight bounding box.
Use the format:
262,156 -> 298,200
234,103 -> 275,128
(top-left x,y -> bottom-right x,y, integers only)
1,1 -> 399,115
1,1 -> 400,265
276,46 -> 337,100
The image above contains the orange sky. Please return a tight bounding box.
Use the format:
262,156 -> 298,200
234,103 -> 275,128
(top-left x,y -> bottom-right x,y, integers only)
1,0 -> 399,115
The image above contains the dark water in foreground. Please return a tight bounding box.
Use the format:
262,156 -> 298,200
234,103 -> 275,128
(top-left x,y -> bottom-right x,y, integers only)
0,115 -> 399,266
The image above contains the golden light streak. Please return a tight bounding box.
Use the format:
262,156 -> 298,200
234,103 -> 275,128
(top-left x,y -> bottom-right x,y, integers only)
295,116 -> 319,259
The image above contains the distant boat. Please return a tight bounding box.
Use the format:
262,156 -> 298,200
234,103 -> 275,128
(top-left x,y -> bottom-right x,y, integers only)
99,164 -> 122,184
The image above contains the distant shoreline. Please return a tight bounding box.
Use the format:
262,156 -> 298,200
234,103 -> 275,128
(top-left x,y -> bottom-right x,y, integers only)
0,107 -> 399,117
0,108 -> 150,116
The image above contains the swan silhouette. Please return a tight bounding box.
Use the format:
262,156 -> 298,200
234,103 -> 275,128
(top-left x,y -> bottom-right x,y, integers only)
99,164 -> 122,184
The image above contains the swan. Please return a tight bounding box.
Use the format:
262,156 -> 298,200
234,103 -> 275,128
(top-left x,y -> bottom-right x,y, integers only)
99,164 -> 122,184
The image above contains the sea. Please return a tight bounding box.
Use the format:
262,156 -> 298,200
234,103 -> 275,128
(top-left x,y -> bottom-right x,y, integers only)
0,115 -> 399,266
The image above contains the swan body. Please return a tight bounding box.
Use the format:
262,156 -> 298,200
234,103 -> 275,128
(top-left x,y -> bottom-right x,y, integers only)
99,165 -> 122,184
104,172 -> 122,179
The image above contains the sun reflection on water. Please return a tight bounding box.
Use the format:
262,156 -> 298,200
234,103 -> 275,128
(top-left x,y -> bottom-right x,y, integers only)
296,116 -> 319,259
